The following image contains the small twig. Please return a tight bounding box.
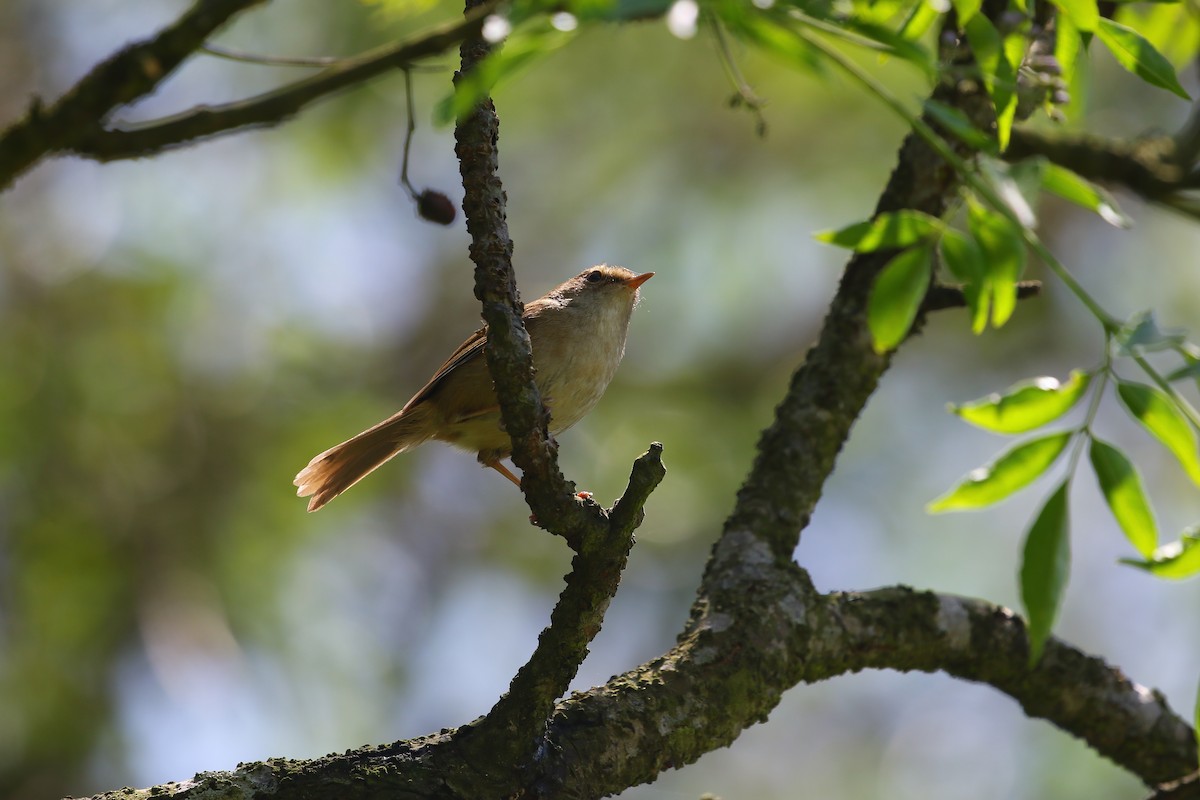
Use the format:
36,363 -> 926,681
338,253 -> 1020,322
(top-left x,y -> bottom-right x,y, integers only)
1146,769 -> 1200,800
200,42 -> 344,67
395,66 -> 457,225
200,42 -> 449,71
711,17 -> 768,137
922,280 -> 1041,312
399,67 -> 418,198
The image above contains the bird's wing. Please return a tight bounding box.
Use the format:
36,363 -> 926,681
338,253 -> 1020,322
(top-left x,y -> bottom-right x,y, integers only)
401,325 -> 488,414
402,300 -> 556,417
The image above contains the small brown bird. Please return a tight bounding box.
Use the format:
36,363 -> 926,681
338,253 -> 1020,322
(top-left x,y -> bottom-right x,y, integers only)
294,265 -> 653,511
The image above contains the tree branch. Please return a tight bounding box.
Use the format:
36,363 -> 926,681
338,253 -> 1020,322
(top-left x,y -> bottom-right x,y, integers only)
455,445 -> 666,796
923,280 -> 1041,313
66,7 -> 496,165
446,3 -> 666,792
535,583 -> 1197,798
452,4 -> 605,548
0,0 -> 268,191
713,73 -> 995,570
827,588 -> 1198,785
1006,126 -> 1191,203
56,5 -> 1198,800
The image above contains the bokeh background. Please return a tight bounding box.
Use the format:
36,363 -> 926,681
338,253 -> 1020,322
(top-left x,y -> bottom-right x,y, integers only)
1,2 -> 1198,798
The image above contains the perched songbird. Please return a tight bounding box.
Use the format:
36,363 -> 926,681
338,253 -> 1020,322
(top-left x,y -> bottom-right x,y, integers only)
294,265 -> 653,511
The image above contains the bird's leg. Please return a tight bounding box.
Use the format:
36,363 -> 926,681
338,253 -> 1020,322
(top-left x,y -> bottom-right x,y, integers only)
484,459 -> 523,488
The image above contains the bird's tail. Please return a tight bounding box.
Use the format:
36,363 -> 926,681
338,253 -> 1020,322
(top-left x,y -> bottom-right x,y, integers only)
294,405 -> 435,512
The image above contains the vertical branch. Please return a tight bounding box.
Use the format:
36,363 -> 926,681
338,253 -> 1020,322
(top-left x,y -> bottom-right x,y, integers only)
452,2 -> 592,539
447,7 -> 666,795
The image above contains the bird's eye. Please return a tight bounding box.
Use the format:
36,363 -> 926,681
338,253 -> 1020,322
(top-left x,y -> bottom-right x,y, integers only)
585,270 -> 604,283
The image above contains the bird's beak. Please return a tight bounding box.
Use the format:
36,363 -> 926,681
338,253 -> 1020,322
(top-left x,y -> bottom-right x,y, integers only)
624,272 -> 654,290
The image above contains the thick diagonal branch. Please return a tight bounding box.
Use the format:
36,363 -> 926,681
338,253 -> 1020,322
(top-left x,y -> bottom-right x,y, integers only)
535,580 -> 1196,798
452,445 -> 666,797
1007,127 -> 1190,202
826,588 -> 1198,786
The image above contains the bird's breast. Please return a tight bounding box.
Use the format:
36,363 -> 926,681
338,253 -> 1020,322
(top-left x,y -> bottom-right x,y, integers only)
532,304 -> 631,434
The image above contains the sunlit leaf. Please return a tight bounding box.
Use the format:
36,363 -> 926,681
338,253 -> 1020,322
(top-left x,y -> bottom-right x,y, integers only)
1095,18 -> 1191,99
867,244 -> 934,353
1115,2 -> 1200,67
949,370 -> 1092,434
980,157 -> 1039,229
1089,438 -> 1159,558
899,0 -> 944,42
965,14 -> 1019,149
732,12 -> 825,74
436,24 -> 575,124
968,200 -> 1026,328
1115,310 -> 1186,354
1116,380 -> 1200,487
850,0 -> 914,26
587,0 -> 677,22
814,210 -> 942,251
1048,0 -> 1099,32
1120,528 -> 1200,579
1054,14 -> 1086,121
928,431 -> 1072,512
1021,480 -> 1071,664
952,0 -> 983,25
939,229 -> 988,333
841,19 -> 937,76
1040,163 -> 1131,228
1054,13 -> 1082,80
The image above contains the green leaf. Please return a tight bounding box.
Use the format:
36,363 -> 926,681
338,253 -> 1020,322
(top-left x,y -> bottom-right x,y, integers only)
841,19 -> 937,77
1115,310 -> 1186,354
980,156 -> 1039,229
1054,14 -> 1087,121
952,0 -> 983,25
1040,162 -> 1131,228
733,13 -> 825,74
814,211 -> 942,251
867,244 -> 934,353
1165,358 -> 1200,383
939,229 -> 989,333
1117,3 -> 1200,66
949,370 -> 1092,434
1048,0 -> 1099,32
928,431 -> 1073,512
965,14 -> 1020,149
1120,528 -> 1200,579
1165,355 -> 1200,399
1021,480 -> 1072,665
1116,380 -> 1200,487
584,0 -> 676,22
899,0 -> 944,42
435,24 -> 574,124
923,99 -> 997,153
968,200 -> 1027,328
1089,438 -> 1159,558
1095,18 -> 1191,100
